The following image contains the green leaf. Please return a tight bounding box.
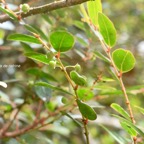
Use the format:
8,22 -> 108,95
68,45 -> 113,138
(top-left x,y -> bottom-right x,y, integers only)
100,89 -> 123,95
87,0 -> 102,26
0,6 -> 17,20
7,34 -> 41,44
76,36 -> 88,47
112,48 -> 135,73
120,121 -> 137,137
35,82 -> 72,95
70,71 -> 87,86
62,112 -> 83,127
77,99 -> 97,120
42,14 -> 53,25
32,26 -> 48,41
0,101 -> 12,112
77,88 -> 94,101
111,103 -> 130,120
113,115 -> 144,137
80,4 -> 89,23
50,31 -> 75,52
98,12 -> 117,47
34,80 -> 52,102
135,106 -> 144,115
101,77 -> 115,82
25,52 -> 50,65
21,42 -> 33,52
74,20 -> 86,31
24,24 -> 39,34
94,51 -> 110,63
100,125 -> 129,144
26,68 -> 57,82
24,24 -> 48,41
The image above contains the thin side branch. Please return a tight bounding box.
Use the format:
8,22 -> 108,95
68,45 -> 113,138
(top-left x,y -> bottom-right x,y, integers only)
0,0 -> 90,23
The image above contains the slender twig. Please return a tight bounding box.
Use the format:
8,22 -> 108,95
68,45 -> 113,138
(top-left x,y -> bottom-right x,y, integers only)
82,117 -> 90,144
34,100 -> 43,123
0,0 -> 90,23
57,58 -> 90,144
57,57 -> 75,89
102,41 -> 136,124
0,104 -> 70,138
90,72 -> 102,90
0,108 -> 20,136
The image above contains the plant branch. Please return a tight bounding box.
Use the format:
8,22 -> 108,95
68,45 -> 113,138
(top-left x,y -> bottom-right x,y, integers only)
33,31 -> 90,144
107,45 -> 136,124
0,109 -> 20,136
34,100 -> 43,123
99,35 -> 137,143
0,0 -> 90,23
82,117 -> 89,144
57,57 -> 75,89
0,104 -> 70,138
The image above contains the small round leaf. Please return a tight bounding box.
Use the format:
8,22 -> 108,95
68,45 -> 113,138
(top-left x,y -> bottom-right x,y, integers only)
112,48 -> 135,73
50,31 -> 75,52
77,99 -> 97,120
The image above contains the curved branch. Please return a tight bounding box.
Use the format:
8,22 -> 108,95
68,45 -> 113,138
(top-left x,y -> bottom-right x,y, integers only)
0,0 -> 89,23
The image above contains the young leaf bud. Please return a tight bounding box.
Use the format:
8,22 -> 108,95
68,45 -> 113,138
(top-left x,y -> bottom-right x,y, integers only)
75,63 -> 81,72
20,4 -> 30,14
49,61 -> 56,69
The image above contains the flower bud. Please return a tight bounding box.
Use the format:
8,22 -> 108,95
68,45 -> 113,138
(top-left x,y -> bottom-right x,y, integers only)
75,63 -> 81,72
20,4 -> 30,14
49,61 -> 56,69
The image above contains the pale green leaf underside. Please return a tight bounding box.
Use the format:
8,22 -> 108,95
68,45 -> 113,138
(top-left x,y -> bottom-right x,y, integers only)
98,12 -> 117,47
100,125 -> 128,144
87,0 -> 102,26
111,103 -> 130,120
113,115 -> 144,137
120,121 -> 137,137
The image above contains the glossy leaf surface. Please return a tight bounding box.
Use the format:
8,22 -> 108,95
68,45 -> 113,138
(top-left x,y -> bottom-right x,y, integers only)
112,48 -> 135,73
87,0 -> 102,26
111,103 -> 130,120
70,71 -> 87,86
77,99 -> 97,120
8,34 -> 41,44
120,121 -> 137,137
25,52 -> 50,65
50,31 -> 75,52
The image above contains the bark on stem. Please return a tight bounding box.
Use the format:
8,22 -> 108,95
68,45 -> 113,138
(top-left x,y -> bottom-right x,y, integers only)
0,0 -> 90,23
